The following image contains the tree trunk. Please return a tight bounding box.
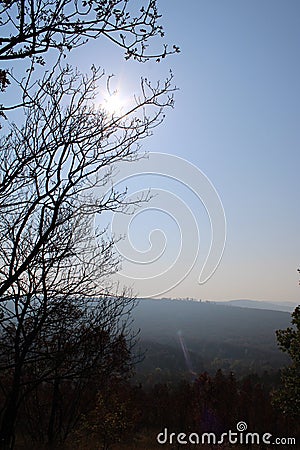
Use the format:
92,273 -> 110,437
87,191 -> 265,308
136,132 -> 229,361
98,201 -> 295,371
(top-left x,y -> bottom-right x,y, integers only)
0,360 -> 23,450
47,375 -> 60,448
0,391 -> 18,450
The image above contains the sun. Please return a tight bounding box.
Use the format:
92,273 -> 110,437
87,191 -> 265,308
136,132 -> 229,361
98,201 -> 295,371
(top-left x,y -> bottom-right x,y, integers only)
103,91 -> 124,116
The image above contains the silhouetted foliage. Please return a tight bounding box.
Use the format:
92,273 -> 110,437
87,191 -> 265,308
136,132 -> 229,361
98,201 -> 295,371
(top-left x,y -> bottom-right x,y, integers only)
76,377 -> 141,450
1,295 -> 136,448
0,0 -> 178,63
95,369 -> 292,450
273,304 -> 300,418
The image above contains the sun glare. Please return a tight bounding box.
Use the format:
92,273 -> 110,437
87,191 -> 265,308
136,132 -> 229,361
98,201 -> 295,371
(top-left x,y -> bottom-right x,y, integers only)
103,92 -> 124,116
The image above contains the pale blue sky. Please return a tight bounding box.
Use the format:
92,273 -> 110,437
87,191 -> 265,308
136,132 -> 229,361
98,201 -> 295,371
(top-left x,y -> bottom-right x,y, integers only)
67,0 -> 300,301
150,0 -> 300,302
4,1 -> 300,302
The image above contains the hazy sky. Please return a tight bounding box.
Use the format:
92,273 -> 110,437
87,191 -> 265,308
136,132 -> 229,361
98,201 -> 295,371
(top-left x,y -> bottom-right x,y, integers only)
68,0 -> 300,302
6,1 -> 300,302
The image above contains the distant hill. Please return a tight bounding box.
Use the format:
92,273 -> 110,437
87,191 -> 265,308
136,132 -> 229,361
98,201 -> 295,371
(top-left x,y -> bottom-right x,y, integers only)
132,298 -> 292,380
219,299 -> 298,312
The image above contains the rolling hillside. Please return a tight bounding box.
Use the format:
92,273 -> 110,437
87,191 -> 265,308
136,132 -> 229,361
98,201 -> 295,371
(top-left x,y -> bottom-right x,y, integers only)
132,298 -> 293,379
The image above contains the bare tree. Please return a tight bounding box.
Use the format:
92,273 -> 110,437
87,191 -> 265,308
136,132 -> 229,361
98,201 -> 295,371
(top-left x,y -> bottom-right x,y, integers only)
0,3 -> 178,447
0,62 -> 174,297
0,0 -> 179,62
0,210 -> 137,448
0,0 -> 179,113
1,280 -> 137,447
0,62 -> 175,449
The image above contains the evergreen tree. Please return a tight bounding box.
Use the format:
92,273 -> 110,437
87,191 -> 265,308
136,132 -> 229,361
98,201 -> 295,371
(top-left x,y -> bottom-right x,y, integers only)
273,305 -> 300,418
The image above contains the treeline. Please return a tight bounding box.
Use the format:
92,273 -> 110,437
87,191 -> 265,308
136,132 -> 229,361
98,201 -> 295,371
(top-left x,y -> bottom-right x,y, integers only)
134,340 -> 288,384
10,369 -> 299,449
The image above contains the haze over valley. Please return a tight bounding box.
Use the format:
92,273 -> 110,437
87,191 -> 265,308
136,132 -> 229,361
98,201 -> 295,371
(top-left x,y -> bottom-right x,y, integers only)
133,298 -> 293,380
